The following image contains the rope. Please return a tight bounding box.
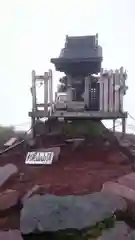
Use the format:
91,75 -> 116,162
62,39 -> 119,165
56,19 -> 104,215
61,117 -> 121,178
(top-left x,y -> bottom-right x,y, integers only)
128,113 -> 135,121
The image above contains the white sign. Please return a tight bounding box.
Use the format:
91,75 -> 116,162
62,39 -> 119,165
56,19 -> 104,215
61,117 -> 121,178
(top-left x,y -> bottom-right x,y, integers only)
25,151 -> 54,165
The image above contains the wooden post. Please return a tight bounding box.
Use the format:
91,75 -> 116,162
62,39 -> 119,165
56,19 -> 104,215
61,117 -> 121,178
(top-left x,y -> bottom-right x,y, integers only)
44,72 -> 48,116
32,70 -> 37,112
122,117 -> 126,136
31,70 -> 37,139
31,117 -> 36,139
67,75 -> 72,102
114,69 -> 120,112
49,69 -> 53,104
113,119 -> 115,133
103,74 -> 108,112
109,70 -> 113,112
84,76 -> 89,107
99,68 -> 104,111
119,67 -> 124,112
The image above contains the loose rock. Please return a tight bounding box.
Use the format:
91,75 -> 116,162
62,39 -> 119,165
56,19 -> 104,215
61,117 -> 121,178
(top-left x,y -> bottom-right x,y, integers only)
104,140 -> 110,147
118,172 -> 135,190
98,221 -> 131,239
0,230 -> 23,240
0,164 -> 18,188
20,192 -> 126,234
119,140 -> 132,148
130,149 -> 135,156
66,138 -> 84,150
0,189 -> 19,211
107,151 -> 129,165
22,185 -> 41,203
102,181 -> 135,202
130,230 -> 135,239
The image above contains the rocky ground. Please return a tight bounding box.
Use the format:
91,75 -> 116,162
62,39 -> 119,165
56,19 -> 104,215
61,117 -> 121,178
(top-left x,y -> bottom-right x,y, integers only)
0,120 -> 135,239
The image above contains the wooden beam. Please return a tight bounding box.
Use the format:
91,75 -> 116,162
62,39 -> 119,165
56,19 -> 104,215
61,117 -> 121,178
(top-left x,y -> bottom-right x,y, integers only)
29,110 -> 128,119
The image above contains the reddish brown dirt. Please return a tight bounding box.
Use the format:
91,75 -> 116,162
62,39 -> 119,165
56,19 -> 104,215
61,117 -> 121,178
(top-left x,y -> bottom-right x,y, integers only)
0,143 -> 133,196
0,140 -> 133,230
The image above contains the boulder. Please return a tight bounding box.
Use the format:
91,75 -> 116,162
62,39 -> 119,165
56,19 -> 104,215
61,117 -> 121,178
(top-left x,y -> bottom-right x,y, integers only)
20,192 -> 126,234
0,164 -> 18,188
130,230 -> 135,239
118,173 -> 135,190
102,180 -> 135,217
0,230 -> 23,240
102,181 -> 135,202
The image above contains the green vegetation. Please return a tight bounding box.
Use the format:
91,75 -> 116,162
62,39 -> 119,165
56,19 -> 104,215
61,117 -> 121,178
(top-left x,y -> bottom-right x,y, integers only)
62,120 -> 106,138
81,215 -> 116,239
27,215 -> 116,239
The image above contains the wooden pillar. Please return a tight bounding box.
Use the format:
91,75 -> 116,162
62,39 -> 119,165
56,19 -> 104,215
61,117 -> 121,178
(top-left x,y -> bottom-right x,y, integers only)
31,117 -> 36,139
122,117 -> 126,136
113,119 -> 115,133
99,68 -> 104,111
119,67 -> 124,112
84,76 -> 89,107
32,70 -> 37,112
104,75 -> 108,112
31,70 -> 36,139
44,72 -> 48,116
114,69 -> 120,112
109,70 -> 113,112
49,69 -> 53,104
67,75 -> 72,102
48,70 -> 53,117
